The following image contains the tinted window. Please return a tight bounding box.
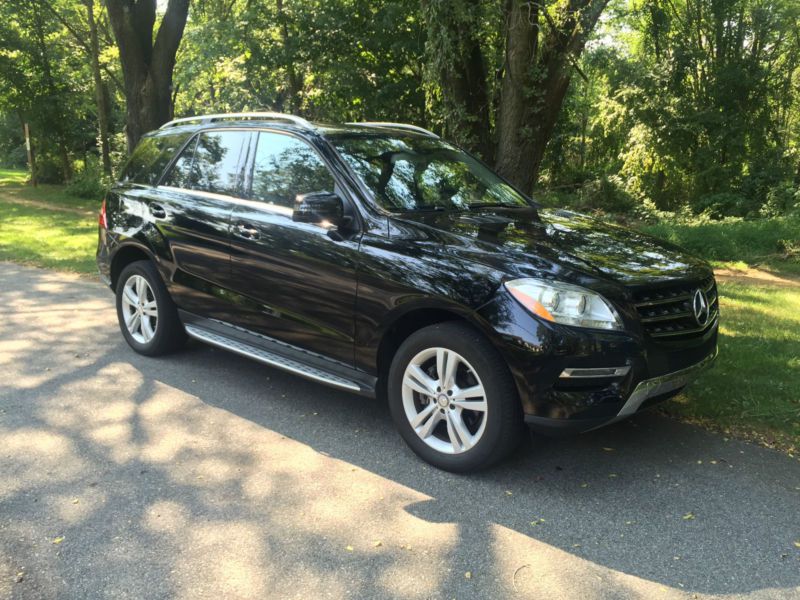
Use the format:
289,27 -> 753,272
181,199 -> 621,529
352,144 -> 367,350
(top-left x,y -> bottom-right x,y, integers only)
163,136 -> 198,189
330,134 -> 532,212
250,132 -> 335,209
121,132 -> 190,185
192,130 -> 250,196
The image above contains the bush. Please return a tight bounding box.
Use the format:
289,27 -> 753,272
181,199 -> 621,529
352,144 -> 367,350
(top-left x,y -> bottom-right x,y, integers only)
693,192 -> 756,219
35,155 -> 66,184
760,183 -> 800,218
577,175 -> 636,214
66,156 -> 108,200
537,176 -> 635,215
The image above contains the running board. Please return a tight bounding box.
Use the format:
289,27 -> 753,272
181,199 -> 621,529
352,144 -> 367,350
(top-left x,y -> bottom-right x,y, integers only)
184,324 -> 362,392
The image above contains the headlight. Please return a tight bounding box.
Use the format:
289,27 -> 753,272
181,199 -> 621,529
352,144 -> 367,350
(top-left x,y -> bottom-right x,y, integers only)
504,278 -> 622,330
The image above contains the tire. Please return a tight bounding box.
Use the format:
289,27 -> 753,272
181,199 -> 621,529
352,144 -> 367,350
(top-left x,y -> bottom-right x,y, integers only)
387,321 -> 523,472
115,259 -> 186,356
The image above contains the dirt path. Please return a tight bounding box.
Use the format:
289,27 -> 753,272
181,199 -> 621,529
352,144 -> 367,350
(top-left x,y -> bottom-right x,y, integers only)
714,266 -> 800,288
0,188 -> 94,216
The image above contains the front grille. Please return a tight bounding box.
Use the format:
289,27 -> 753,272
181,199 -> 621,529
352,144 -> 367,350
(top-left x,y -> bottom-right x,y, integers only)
633,276 -> 718,340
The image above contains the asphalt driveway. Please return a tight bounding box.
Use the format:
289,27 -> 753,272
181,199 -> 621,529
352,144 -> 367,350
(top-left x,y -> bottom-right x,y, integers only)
0,262 -> 798,599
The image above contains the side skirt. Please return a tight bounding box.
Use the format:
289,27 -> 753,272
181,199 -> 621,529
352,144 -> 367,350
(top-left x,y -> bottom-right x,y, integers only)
179,311 -> 377,396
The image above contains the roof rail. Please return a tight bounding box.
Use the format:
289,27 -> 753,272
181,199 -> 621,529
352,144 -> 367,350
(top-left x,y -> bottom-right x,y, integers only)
346,122 -> 439,138
159,112 -> 314,130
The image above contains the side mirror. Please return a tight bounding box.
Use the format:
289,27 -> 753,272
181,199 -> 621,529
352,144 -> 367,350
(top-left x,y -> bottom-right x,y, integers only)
292,191 -> 344,227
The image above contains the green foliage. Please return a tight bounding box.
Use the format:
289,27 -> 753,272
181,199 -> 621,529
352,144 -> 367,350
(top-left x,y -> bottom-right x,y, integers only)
694,193 -> 752,220
0,0 -> 122,180
577,175 -> 636,213
0,0 -> 798,218
641,216 -> 800,264
173,0 -> 425,124
761,183 -> 800,218
541,0 -> 800,218
65,156 -> 108,200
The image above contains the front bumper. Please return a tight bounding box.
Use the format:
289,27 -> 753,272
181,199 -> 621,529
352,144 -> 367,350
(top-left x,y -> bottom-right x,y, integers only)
524,347 -> 717,435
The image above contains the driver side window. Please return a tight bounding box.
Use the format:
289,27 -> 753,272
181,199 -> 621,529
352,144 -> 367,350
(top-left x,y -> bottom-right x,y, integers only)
250,132 -> 336,210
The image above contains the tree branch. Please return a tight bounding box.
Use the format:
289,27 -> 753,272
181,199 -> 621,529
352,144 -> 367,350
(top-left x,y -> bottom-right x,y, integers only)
40,0 -> 124,90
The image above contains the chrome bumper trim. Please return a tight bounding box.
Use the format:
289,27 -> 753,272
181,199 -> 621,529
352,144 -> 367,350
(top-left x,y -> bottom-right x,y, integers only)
559,366 -> 631,379
614,347 -> 718,420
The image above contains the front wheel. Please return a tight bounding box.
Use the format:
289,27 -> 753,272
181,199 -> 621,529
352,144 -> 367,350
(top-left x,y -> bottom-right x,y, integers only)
388,322 -> 523,472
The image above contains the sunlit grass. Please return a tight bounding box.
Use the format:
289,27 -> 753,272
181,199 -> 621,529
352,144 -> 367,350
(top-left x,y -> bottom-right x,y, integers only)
0,168 -> 28,185
0,200 -> 97,273
0,168 -> 100,212
0,169 -> 98,273
662,280 -> 800,446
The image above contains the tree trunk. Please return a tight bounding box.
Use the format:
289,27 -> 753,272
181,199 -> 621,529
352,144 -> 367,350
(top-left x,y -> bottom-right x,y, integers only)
106,0 -> 191,153
496,0 -> 610,192
59,143 -> 73,181
495,0 -> 539,192
85,0 -> 112,175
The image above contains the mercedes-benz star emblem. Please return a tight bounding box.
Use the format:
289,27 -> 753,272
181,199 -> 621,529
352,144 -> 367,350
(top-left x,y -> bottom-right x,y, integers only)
692,288 -> 710,326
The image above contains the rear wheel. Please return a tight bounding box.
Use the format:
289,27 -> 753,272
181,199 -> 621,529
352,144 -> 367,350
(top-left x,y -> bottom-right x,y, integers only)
115,260 -> 186,356
388,321 -> 523,472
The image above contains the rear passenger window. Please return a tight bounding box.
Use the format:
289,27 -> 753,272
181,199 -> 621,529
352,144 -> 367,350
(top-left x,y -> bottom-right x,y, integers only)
250,132 -> 335,209
191,131 -> 250,196
163,136 -> 198,189
120,133 -> 190,185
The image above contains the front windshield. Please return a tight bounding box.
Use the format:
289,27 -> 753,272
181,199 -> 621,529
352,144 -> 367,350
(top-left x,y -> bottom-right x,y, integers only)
330,134 -> 534,212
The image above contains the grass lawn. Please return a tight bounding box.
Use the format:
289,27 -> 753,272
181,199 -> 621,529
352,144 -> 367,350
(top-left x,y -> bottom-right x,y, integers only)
0,202 -> 97,273
638,214 -> 800,449
0,169 -> 98,273
642,217 -> 800,276
0,167 -> 798,449
0,167 -> 101,212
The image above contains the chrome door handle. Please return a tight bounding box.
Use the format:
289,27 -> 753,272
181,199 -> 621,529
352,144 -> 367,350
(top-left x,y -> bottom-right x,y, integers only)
235,223 -> 260,240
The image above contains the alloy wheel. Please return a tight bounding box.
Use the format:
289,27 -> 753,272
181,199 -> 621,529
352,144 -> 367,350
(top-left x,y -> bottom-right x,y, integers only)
121,274 -> 158,344
401,347 -> 488,454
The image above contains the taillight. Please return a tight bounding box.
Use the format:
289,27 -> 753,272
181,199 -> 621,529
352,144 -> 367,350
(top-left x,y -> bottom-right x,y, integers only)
99,198 -> 108,229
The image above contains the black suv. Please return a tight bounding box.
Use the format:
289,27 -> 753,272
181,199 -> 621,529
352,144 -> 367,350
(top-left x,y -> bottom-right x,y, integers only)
97,112 -> 718,471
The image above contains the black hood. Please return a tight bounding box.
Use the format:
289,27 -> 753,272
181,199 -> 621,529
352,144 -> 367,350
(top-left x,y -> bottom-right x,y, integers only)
389,206 -> 711,287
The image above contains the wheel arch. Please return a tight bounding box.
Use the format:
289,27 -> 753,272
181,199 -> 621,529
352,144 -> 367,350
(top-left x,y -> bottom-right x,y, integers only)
110,244 -> 158,290
374,305 -> 497,400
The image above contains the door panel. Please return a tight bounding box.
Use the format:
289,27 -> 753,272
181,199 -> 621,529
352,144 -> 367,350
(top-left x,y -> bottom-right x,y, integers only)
148,186 -> 235,318
227,130 -> 360,367
151,129 -> 253,318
